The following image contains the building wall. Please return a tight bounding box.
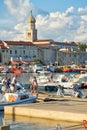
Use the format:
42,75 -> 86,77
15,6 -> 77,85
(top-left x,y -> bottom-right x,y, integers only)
0,44 -> 39,64
1,43 -> 87,66
57,51 -> 87,66
42,48 -> 56,64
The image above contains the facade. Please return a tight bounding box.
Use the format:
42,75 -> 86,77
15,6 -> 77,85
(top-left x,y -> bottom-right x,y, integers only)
0,41 -> 39,64
56,50 -> 87,66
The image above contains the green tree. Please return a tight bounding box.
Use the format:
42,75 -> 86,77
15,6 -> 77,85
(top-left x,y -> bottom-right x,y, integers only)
78,43 -> 87,51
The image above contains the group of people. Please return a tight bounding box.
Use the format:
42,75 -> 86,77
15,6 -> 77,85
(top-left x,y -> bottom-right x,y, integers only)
1,75 -> 17,94
1,72 -> 54,96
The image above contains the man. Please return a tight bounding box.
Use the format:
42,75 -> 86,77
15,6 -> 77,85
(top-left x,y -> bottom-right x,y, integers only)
10,75 -> 17,92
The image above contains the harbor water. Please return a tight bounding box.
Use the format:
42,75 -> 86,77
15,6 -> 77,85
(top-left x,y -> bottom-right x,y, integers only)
0,111 -> 84,130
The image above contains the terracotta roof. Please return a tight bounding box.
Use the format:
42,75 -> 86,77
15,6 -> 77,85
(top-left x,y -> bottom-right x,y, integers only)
0,45 -> 7,49
5,41 -> 34,46
0,40 -> 4,45
0,40 -> 37,49
35,43 -> 50,47
55,42 -> 77,46
34,39 -> 53,42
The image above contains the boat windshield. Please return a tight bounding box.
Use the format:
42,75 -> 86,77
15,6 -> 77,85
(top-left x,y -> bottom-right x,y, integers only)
76,76 -> 87,83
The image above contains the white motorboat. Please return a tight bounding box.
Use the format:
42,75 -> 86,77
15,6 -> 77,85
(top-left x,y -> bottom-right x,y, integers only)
38,82 -> 86,98
0,90 -> 37,111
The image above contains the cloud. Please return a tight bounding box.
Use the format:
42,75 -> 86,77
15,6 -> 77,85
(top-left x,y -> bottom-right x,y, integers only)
4,0 -> 31,22
0,0 -> 87,42
4,0 -> 48,22
74,7 -> 87,42
36,7 -> 78,41
36,6 -> 87,42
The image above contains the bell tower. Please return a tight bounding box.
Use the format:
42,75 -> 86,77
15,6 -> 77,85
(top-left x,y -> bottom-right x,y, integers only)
26,11 -> 37,42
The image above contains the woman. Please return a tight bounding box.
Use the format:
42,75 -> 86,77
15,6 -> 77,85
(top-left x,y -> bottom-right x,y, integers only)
31,77 -> 38,96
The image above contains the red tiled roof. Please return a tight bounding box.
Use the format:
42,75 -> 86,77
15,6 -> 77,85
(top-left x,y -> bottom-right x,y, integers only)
0,45 -> 7,49
0,40 -> 37,49
0,40 -> 4,45
34,39 -> 53,42
35,43 -> 50,47
5,41 -> 34,46
55,42 -> 77,46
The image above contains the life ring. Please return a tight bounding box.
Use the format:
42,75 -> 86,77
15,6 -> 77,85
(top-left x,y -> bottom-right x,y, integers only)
13,95 -> 18,101
83,120 -> 87,128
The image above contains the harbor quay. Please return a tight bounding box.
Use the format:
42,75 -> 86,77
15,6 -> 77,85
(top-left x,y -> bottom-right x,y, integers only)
4,95 -> 87,123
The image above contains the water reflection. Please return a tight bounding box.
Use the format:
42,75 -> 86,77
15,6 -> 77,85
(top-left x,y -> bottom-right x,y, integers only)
3,114 -> 82,130
0,111 -> 4,125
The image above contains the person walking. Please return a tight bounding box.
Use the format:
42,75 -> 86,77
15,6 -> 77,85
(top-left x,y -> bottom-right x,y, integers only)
1,76 -> 8,94
31,76 -> 38,97
10,75 -> 17,92
49,72 -> 53,82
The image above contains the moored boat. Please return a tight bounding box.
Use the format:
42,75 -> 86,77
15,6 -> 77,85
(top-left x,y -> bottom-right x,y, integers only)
0,90 -> 37,110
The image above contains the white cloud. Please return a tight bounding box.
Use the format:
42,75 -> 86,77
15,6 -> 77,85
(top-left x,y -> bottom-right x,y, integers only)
0,30 -> 15,40
36,7 -> 78,41
36,6 -> 87,42
4,0 -> 31,22
74,7 -> 87,42
65,6 -> 74,16
0,0 -> 87,42
78,7 -> 87,15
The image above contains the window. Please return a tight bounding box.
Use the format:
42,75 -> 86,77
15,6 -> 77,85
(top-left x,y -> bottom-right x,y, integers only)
10,50 -> 12,54
15,50 -> 17,54
2,50 -> 5,53
23,50 -> 25,55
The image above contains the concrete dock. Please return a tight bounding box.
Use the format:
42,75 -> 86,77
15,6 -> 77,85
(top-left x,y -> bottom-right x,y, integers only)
4,94 -> 87,123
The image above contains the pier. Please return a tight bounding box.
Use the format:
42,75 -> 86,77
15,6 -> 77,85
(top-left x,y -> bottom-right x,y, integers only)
4,94 -> 87,123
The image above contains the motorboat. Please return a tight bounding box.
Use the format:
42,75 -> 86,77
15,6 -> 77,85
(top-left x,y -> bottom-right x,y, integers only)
0,90 -> 37,111
0,82 -> 37,110
38,82 -> 86,98
51,73 -> 87,89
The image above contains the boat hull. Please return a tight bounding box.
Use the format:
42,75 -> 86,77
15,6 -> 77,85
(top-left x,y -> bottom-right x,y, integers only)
0,96 -> 36,111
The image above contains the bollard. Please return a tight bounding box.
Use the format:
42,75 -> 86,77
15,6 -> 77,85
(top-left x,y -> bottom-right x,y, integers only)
56,124 -> 62,130
56,124 -> 58,130
0,125 -> 10,130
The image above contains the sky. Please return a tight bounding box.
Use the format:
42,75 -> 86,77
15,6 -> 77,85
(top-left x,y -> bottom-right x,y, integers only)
0,0 -> 87,42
